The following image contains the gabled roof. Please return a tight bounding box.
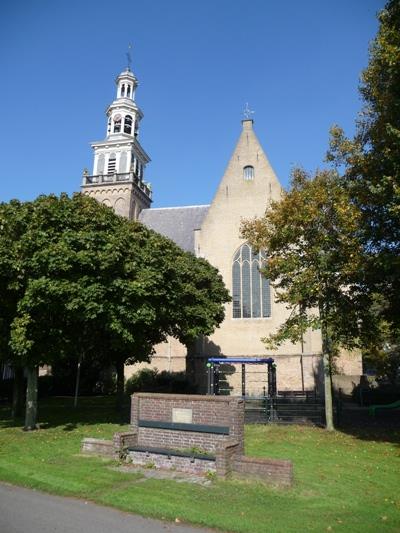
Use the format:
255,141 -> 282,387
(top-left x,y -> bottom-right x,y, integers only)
139,205 -> 209,252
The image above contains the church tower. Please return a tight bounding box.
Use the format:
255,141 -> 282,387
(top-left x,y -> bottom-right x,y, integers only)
81,64 -> 152,219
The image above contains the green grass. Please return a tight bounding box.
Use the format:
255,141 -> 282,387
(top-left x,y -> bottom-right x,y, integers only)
0,397 -> 399,532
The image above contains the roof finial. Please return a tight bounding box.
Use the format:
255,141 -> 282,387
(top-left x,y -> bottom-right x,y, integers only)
243,102 -> 254,120
126,43 -> 133,71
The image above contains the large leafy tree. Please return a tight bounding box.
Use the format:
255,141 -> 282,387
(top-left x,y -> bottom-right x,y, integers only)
0,200 -> 32,417
241,169 -> 379,430
0,194 -> 229,428
327,0 -> 400,330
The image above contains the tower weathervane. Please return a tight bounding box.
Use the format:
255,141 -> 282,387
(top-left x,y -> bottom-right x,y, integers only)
126,43 -> 133,70
243,102 -> 254,120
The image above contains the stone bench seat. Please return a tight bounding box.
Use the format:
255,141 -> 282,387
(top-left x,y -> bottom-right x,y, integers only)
127,445 -> 216,461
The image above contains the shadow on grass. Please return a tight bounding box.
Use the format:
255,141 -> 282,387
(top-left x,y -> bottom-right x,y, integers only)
0,396 -> 131,431
337,409 -> 400,446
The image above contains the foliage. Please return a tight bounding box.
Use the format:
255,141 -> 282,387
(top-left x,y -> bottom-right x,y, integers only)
241,168 -> 377,351
351,381 -> 400,407
363,339 -> 400,387
125,368 -> 193,395
0,396 -> 399,532
0,193 -> 229,425
0,193 -> 229,367
241,168 -> 381,430
327,0 -> 400,330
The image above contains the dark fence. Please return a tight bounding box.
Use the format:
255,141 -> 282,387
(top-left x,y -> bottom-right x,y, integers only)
245,391 -> 325,425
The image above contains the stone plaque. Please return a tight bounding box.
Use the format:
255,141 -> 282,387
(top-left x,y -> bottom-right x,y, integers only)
172,408 -> 193,424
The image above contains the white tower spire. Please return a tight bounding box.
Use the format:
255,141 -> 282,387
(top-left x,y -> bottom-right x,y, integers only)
81,59 -> 152,219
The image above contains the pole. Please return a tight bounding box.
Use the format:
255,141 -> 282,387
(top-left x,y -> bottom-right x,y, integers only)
267,361 -> 273,397
74,352 -> 83,408
272,364 -> 277,397
207,363 -> 213,395
214,364 -> 220,395
300,333 -> 305,393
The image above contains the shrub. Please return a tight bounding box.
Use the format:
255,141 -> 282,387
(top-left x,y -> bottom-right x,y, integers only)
351,381 -> 400,406
125,368 -> 194,395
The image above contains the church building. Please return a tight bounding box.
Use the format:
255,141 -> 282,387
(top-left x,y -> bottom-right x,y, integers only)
81,64 -> 362,395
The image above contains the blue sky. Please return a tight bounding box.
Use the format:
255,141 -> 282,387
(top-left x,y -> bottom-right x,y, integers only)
0,0 -> 384,208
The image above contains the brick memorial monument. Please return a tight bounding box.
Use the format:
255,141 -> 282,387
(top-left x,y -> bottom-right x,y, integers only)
82,393 -> 293,486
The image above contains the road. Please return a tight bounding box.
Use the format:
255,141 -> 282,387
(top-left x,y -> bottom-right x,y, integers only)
0,482 -> 217,533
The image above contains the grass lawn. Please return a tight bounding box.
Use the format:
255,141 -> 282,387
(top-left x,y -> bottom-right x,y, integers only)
0,396 -> 399,532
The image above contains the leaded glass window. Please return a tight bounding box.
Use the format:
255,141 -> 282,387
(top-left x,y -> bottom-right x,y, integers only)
243,165 -> 254,181
232,243 -> 271,318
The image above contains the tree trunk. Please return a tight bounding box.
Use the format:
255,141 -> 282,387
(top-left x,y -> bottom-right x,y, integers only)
321,315 -> 334,431
12,366 -> 25,419
322,349 -> 334,431
115,359 -> 125,413
24,366 -> 38,431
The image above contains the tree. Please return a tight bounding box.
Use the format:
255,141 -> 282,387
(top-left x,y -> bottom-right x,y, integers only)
241,168 -> 379,430
0,200 -> 34,419
327,0 -> 400,331
0,194 -> 230,427
84,223 -> 230,411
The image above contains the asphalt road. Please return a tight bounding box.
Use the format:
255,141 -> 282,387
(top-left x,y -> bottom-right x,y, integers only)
0,483 -> 217,533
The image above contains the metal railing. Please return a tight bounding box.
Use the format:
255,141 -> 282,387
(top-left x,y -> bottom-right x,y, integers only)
244,391 -> 325,426
82,172 -> 152,197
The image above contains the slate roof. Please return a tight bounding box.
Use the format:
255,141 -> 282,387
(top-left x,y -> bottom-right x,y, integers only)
139,205 -> 210,252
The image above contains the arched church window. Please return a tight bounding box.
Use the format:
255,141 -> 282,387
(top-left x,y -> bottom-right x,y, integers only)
113,114 -> 122,133
107,117 -> 111,134
107,153 -> 116,174
124,115 -> 133,134
127,85 -> 131,97
243,165 -> 254,181
232,243 -> 271,319
121,84 -> 125,97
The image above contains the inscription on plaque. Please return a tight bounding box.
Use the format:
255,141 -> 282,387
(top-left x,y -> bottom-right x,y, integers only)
172,408 -> 193,424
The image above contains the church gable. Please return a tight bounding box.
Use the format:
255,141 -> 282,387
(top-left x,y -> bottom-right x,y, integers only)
193,119 -> 317,359
196,119 -> 282,270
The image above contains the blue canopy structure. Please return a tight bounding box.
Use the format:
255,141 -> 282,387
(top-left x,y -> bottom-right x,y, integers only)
207,357 -> 274,365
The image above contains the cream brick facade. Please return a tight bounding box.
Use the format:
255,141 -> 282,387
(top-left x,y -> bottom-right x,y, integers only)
83,69 -> 362,395
128,120 -> 362,394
